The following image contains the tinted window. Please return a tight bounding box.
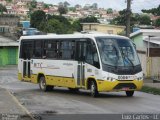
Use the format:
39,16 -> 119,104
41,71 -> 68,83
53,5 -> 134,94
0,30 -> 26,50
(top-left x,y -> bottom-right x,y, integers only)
59,41 -> 75,60
44,40 -> 58,59
34,40 -> 42,58
20,40 -> 33,59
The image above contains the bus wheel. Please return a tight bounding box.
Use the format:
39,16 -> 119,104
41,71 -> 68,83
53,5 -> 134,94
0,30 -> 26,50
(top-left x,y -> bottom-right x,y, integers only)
39,76 -> 53,92
90,81 -> 98,97
126,91 -> 134,97
68,88 -> 79,92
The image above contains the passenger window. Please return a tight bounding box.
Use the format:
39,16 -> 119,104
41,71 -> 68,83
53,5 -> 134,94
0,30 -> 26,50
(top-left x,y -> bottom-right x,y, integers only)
59,41 -> 75,60
34,41 -> 42,58
20,41 -> 33,59
44,40 -> 58,59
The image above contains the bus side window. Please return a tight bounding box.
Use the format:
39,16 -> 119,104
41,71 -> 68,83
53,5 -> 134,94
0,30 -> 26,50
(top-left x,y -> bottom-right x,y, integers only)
34,41 -> 42,58
59,40 -> 75,60
45,40 -> 58,59
20,41 -> 33,59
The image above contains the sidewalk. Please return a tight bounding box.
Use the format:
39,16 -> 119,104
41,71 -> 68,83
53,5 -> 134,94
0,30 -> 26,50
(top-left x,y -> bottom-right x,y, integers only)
0,87 -> 32,120
144,83 -> 160,89
144,79 -> 160,89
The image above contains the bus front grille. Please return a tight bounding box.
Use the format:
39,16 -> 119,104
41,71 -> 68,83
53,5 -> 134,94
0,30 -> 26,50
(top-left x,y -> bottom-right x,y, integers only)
113,83 -> 136,90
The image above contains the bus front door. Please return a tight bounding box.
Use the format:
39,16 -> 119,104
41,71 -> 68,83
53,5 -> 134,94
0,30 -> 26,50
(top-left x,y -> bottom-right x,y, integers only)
22,59 -> 31,81
76,41 -> 86,87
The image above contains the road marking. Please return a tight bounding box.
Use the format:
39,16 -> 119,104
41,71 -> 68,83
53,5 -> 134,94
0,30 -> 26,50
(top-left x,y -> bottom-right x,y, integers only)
6,90 -> 36,120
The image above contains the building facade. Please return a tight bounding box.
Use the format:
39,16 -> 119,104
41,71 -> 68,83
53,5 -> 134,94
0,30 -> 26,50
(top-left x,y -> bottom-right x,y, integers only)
81,23 -> 125,35
0,35 -> 19,66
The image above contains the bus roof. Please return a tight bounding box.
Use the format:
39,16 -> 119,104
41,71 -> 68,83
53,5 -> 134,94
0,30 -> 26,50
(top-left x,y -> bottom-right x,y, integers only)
19,33 -> 129,41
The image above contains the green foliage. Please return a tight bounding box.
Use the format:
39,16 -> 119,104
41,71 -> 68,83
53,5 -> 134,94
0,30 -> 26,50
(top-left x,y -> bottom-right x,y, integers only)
0,4 -> 7,14
79,16 -> 99,23
58,6 -> 67,15
72,20 -> 82,32
107,8 -> 113,14
69,7 -> 76,12
110,9 -> 127,26
30,10 -> 74,34
5,0 -> 12,2
30,10 -> 46,29
43,4 -> 49,9
155,18 -> 160,27
139,15 -> 151,25
141,86 -> 160,95
30,0 -> 37,9
142,5 -> 160,16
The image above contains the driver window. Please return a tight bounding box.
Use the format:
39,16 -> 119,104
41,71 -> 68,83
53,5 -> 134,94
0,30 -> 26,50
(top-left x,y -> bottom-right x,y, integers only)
85,40 -> 100,69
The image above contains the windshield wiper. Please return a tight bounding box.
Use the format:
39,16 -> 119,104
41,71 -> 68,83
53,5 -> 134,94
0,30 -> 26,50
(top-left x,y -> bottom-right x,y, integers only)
124,56 -> 134,69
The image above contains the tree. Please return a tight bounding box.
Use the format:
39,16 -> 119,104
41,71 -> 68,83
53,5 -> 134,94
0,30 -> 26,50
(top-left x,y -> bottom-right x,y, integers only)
30,10 -> 46,30
6,0 -> 12,2
72,20 -> 82,32
79,16 -> 99,23
44,4 -> 49,9
142,5 -> 160,16
63,1 -> 70,8
30,0 -> 37,9
155,18 -> 160,27
92,3 -> 98,10
58,6 -> 67,15
0,4 -> 7,15
107,8 -> 113,14
139,15 -> 151,25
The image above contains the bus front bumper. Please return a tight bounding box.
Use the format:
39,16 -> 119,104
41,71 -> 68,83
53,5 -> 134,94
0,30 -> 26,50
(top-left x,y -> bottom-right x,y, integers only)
96,80 -> 143,92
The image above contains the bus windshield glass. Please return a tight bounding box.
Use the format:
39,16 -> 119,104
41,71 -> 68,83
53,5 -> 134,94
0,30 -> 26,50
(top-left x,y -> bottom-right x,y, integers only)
96,37 -> 140,67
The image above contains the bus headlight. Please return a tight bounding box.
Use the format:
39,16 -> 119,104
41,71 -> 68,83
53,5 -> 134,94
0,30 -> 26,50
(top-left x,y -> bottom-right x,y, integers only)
107,77 -> 116,82
137,77 -> 143,81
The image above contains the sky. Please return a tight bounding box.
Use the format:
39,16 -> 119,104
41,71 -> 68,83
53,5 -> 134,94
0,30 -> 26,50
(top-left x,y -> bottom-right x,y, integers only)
37,0 -> 160,13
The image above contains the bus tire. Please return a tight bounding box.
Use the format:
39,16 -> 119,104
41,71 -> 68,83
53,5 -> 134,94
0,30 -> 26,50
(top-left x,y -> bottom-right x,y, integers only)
39,76 -> 53,92
90,81 -> 98,97
126,91 -> 134,97
68,88 -> 79,92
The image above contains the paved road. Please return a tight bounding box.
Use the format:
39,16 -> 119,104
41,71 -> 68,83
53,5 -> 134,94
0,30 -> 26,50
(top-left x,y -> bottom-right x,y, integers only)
0,66 -> 160,120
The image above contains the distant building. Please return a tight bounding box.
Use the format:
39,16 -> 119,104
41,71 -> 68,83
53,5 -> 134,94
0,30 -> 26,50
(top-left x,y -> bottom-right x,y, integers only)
81,23 -> 125,35
130,29 -> 160,51
0,15 -> 20,39
0,35 -> 19,66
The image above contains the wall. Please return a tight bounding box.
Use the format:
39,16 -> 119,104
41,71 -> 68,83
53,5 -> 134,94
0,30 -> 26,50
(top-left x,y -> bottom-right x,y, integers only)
82,24 -> 125,35
0,47 -> 18,66
132,34 -> 145,50
97,25 -> 125,35
138,51 -> 160,79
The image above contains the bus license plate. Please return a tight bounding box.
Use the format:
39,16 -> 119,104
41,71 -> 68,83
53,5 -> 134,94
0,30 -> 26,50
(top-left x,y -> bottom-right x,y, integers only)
122,87 -> 130,90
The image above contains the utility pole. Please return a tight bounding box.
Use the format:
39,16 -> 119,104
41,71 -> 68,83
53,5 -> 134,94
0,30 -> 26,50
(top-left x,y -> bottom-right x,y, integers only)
126,0 -> 131,37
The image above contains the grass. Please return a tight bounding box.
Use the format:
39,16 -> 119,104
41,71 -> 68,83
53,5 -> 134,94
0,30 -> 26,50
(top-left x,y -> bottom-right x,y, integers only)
141,86 -> 160,95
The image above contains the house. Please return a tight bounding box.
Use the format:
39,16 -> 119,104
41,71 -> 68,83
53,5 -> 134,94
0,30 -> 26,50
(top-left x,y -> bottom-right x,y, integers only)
81,23 -> 125,35
0,35 -> 19,66
130,29 -> 160,51
130,29 -> 160,78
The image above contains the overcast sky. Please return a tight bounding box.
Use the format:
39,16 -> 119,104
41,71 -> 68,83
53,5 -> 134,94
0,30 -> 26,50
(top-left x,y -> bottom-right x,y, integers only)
37,0 -> 160,13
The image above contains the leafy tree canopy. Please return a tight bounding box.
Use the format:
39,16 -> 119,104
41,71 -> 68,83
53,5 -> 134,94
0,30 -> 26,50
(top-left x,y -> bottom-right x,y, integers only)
30,10 -> 46,29
142,5 -> 160,16
155,18 -> 160,27
79,16 -> 99,23
0,4 -> 7,15
58,6 -> 67,15
107,8 -> 113,14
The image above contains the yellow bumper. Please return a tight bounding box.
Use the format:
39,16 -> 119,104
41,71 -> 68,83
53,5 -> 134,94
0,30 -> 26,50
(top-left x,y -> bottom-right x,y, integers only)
96,80 -> 143,92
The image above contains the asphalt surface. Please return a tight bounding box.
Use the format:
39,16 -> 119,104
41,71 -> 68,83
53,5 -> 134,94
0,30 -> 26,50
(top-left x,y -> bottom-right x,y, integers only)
0,66 -> 160,120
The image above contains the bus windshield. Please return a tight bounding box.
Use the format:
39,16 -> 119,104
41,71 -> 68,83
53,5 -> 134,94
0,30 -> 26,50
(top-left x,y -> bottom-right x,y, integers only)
96,37 -> 140,67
